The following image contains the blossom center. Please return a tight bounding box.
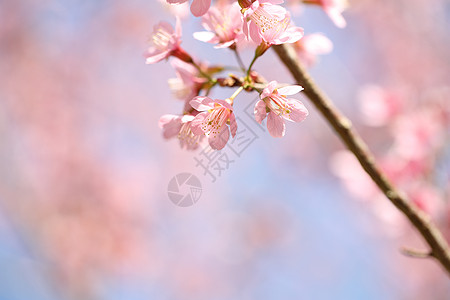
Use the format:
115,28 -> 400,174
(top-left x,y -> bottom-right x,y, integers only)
266,93 -> 290,116
178,122 -> 200,147
153,28 -> 172,49
250,6 -> 281,34
202,106 -> 230,137
210,14 -> 233,41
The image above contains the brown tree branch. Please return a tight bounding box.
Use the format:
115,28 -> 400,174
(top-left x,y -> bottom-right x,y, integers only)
401,247 -> 432,259
272,44 -> 450,275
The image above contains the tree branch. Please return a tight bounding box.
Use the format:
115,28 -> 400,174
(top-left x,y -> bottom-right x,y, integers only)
272,44 -> 450,275
401,247 -> 432,259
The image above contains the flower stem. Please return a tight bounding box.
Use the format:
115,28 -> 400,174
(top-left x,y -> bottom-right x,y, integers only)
205,81 -> 218,97
191,61 -> 214,82
246,54 -> 259,79
232,48 -> 246,72
229,86 -> 244,103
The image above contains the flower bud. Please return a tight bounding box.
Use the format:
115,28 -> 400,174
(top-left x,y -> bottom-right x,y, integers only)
238,0 -> 253,9
255,41 -> 270,57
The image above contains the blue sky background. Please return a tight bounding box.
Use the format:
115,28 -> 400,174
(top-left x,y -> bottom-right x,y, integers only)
0,0 -> 449,299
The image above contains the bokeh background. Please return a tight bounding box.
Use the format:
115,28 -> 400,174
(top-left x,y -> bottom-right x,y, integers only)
1,0 -> 450,299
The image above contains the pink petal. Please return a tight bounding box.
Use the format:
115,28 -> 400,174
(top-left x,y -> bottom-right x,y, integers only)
325,8 -> 346,28
254,100 -> 267,124
175,16 -> 182,37
145,49 -> 169,64
275,26 -> 304,44
155,21 -> 174,35
167,0 -> 188,3
190,96 -> 215,111
229,2 -> 243,21
215,40 -> 235,49
193,31 -> 217,43
277,85 -> 303,96
201,7 -> 218,31
249,22 -> 262,44
242,19 -> 249,40
191,0 -> 211,17
286,99 -> 309,122
181,115 -> 195,122
229,113 -> 237,138
159,114 -> 182,138
159,114 -> 178,128
302,33 -> 333,55
261,81 -> 277,99
214,99 -> 233,110
190,112 -> 209,135
263,4 -> 287,20
209,124 -> 229,150
267,112 -> 286,137
170,59 -> 199,88
247,2 -> 260,14
260,0 -> 284,4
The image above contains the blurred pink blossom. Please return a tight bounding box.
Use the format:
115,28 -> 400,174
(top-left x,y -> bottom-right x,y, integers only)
391,109 -> 445,160
294,33 -> 333,66
409,183 -> 443,216
166,0 -> 212,17
303,0 -> 347,28
193,2 -> 244,48
168,58 -> 207,108
159,114 -> 204,150
330,150 -> 380,201
145,17 -> 192,64
357,85 -> 405,127
158,0 -> 190,18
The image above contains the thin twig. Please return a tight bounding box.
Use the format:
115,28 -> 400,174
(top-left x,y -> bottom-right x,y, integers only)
272,43 -> 450,275
401,247 -> 432,259
232,48 -> 246,72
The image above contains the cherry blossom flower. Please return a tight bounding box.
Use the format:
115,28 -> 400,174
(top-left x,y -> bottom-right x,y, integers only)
391,109 -> 445,160
409,183 -> 443,216
242,0 -> 304,45
159,114 -> 204,150
294,33 -> 333,66
166,0 -> 212,17
193,2 -> 244,48
254,81 -> 308,137
158,0 -> 190,18
145,17 -> 192,64
303,0 -> 348,28
190,96 -> 237,150
168,59 -> 207,108
357,85 -> 405,127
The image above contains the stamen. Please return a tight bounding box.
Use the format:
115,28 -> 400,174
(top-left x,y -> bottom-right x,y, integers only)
178,122 -> 201,148
201,106 -> 230,137
250,7 -> 280,33
266,94 -> 289,116
153,29 -> 171,48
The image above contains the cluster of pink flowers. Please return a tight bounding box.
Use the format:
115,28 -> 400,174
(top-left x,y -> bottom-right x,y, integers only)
147,0 -> 347,150
331,85 -> 450,231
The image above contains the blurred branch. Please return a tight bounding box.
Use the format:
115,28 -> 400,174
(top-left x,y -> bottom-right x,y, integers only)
401,247 -> 432,259
273,44 -> 450,276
